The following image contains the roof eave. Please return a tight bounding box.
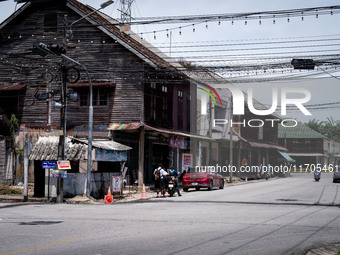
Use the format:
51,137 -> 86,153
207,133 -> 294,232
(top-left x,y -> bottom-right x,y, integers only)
66,2 -> 159,70
0,2 -> 31,30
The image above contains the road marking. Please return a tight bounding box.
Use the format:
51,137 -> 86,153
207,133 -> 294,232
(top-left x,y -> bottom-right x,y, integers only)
0,236 -> 85,255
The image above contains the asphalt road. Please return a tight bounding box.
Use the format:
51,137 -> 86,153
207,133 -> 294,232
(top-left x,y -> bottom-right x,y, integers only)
0,172 -> 339,255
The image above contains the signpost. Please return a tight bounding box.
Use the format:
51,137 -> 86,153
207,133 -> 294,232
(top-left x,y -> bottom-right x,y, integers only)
112,176 -> 122,195
42,161 -> 69,201
42,161 -> 57,169
57,160 -> 71,170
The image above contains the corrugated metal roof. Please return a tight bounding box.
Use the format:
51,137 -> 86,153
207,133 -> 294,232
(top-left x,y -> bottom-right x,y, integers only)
107,123 -> 142,131
278,122 -> 327,139
248,141 -> 287,151
72,138 -> 132,151
29,136 -> 131,161
29,136 -> 87,161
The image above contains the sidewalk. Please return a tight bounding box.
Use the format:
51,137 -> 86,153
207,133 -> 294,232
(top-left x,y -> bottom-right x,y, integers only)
0,184 -> 156,204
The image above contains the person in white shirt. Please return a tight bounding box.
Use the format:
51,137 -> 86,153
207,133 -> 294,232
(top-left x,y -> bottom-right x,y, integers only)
159,164 -> 168,197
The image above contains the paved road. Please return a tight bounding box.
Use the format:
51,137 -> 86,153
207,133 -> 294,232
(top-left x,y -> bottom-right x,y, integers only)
0,172 -> 339,255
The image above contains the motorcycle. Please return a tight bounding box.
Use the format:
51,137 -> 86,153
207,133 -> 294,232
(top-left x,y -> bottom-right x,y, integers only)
314,168 -> 321,182
167,176 -> 175,197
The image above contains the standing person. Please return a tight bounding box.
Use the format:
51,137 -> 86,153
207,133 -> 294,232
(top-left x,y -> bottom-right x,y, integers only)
159,164 -> 168,197
153,164 -> 162,197
169,166 -> 182,196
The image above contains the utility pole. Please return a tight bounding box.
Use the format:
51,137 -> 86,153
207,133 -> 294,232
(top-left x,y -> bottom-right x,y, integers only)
57,65 -> 67,203
56,15 -> 69,203
229,97 -> 233,183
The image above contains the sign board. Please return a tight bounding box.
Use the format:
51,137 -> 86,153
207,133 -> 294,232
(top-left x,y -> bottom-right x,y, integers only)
182,153 -> 193,171
57,161 -> 71,170
112,176 -> 122,192
95,149 -> 127,162
50,170 -> 67,179
42,161 -> 57,169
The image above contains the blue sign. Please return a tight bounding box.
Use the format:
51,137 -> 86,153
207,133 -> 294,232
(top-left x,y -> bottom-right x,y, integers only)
50,170 -> 67,179
42,161 -> 57,169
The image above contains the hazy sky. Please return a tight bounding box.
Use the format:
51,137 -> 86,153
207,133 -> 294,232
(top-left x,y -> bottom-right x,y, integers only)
1,0 -> 340,122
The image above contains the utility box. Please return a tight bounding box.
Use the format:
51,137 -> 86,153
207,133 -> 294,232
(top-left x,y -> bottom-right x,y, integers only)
44,169 -> 57,198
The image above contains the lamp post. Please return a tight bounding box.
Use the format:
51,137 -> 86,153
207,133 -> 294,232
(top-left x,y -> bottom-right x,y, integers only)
33,1 -> 113,200
66,0 -> 113,199
67,0 -> 113,38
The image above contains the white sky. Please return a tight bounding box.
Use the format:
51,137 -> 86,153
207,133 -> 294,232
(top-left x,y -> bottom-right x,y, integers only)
1,0 -> 340,122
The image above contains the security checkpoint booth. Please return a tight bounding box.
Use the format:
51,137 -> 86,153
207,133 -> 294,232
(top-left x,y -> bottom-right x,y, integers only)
29,136 -> 132,199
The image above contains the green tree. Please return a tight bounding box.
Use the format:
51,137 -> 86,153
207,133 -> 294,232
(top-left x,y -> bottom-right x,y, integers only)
306,118 -> 340,142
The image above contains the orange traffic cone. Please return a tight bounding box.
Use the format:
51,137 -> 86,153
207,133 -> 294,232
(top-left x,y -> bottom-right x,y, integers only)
104,186 -> 113,204
141,184 -> 147,199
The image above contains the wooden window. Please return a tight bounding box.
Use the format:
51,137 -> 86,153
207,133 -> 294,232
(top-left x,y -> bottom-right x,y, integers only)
80,91 -> 88,107
187,93 -> 191,131
79,88 -> 108,107
150,95 -> 156,120
162,98 -> 168,121
162,85 -> 167,93
178,90 -> 183,130
99,89 -> 108,106
150,82 -> 156,89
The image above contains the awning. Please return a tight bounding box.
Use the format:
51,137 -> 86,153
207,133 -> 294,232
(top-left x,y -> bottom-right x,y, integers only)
144,124 -> 214,141
107,123 -> 142,131
0,83 -> 26,91
248,141 -> 287,151
107,123 -> 214,140
277,150 -> 296,163
72,137 -> 132,151
287,152 -> 328,157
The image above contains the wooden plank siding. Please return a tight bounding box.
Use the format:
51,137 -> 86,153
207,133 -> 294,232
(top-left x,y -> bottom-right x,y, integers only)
0,139 -> 6,184
0,3 -> 145,130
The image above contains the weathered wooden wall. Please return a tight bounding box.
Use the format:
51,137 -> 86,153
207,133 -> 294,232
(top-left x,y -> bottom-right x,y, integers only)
0,2 -> 145,130
0,139 -> 6,184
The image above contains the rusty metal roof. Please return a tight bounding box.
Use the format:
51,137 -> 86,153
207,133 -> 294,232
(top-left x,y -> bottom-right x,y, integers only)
248,141 -> 287,151
107,123 -> 142,131
0,83 -> 27,91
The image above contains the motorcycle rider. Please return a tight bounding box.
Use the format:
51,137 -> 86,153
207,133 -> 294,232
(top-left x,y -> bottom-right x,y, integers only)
168,166 -> 182,196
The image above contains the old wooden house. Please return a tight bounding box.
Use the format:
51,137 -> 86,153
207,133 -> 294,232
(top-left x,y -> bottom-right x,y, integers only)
0,0 -> 196,194
278,122 -> 330,166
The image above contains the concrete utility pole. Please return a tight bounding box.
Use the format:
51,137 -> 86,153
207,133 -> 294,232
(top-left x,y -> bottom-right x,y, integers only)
56,15 -> 69,203
23,139 -> 31,202
229,97 -> 233,183
138,126 -> 144,190
57,65 -> 67,203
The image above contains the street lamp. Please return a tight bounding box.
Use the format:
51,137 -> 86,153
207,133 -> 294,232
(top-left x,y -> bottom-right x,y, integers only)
35,43 -> 93,200
67,0 -> 113,198
67,0 -> 114,38
291,59 -> 316,70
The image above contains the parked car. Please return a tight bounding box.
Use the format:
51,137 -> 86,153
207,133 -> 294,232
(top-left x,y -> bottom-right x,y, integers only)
182,168 -> 224,191
333,165 -> 340,183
